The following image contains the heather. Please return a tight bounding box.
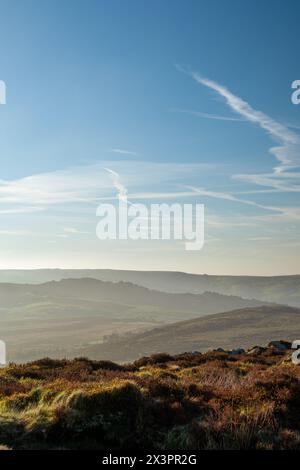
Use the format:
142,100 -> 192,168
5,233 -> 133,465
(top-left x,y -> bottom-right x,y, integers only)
0,344 -> 300,449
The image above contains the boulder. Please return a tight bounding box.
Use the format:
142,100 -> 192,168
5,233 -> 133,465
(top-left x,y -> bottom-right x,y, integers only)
247,346 -> 267,355
229,348 -> 245,355
214,348 -> 226,353
268,340 -> 291,351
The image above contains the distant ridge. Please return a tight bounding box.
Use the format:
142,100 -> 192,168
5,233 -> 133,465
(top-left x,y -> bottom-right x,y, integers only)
0,269 -> 299,306
0,277 -> 269,314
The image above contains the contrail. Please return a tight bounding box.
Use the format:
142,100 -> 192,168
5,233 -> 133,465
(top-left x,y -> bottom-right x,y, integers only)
190,71 -> 300,172
104,168 -> 128,202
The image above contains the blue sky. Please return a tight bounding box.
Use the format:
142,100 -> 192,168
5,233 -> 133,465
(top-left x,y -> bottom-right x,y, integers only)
0,0 -> 299,274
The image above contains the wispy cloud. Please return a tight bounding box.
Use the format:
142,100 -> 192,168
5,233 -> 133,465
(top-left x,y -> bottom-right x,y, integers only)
0,206 -> 44,214
174,108 -> 245,122
184,184 -> 300,222
0,165 -> 112,205
233,172 -> 300,193
189,71 -> 300,172
63,227 -> 91,235
0,229 -> 36,236
247,237 -> 272,241
186,185 -> 284,214
110,148 -> 138,156
178,66 -> 300,197
127,190 -> 198,200
0,161 -> 213,211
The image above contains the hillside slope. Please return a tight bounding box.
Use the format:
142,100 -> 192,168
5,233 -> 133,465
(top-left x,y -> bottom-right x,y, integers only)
80,305 -> 300,361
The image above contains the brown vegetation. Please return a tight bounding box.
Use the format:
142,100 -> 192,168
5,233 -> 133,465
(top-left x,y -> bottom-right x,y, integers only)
0,344 -> 300,449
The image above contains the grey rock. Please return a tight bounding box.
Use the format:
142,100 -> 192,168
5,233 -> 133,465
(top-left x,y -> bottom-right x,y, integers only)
214,348 -> 226,353
268,340 -> 291,351
229,348 -> 245,355
247,346 -> 267,355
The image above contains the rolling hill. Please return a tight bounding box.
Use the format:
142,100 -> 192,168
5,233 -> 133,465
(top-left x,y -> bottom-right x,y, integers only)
78,305 -> 300,362
0,278 -> 269,362
0,277 -> 269,312
0,269 -> 299,306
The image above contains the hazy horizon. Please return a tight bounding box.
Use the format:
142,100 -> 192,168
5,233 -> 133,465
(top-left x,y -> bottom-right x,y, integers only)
0,267 -> 300,277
